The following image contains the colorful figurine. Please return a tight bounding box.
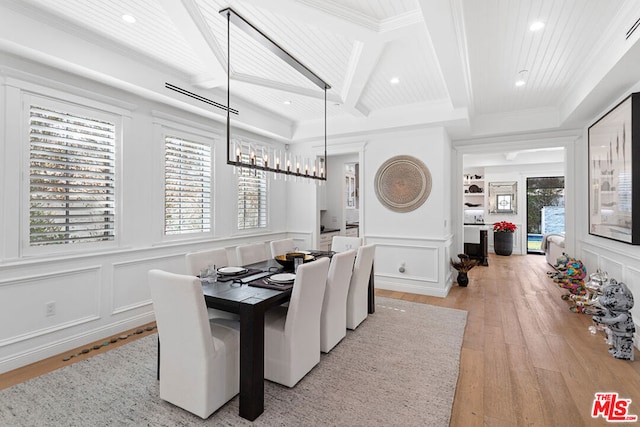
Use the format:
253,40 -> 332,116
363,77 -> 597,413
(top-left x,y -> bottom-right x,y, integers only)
547,255 -> 587,312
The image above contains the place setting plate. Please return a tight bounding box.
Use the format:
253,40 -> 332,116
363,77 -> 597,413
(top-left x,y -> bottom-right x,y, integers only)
267,273 -> 296,284
217,266 -> 248,276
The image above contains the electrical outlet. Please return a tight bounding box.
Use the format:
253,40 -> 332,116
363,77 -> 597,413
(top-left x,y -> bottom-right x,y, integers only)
45,301 -> 56,317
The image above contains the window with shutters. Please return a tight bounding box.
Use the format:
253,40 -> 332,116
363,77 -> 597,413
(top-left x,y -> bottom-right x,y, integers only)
237,142 -> 268,230
29,104 -> 116,247
164,135 -> 211,235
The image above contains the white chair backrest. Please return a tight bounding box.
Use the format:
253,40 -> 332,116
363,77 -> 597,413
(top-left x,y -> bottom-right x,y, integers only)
346,244 -> 376,329
185,248 -> 229,276
270,238 -> 296,258
148,270 -> 217,356
320,249 -> 357,352
285,257 -> 330,337
236,242 -> 268,266
332,236 -> 362,252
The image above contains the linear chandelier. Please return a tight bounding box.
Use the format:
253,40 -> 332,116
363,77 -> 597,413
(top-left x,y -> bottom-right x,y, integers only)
220,7 -> 330,181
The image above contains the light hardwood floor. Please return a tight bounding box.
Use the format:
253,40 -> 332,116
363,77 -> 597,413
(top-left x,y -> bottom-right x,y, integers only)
1,253 -> 639,426
378,253 -> 640,427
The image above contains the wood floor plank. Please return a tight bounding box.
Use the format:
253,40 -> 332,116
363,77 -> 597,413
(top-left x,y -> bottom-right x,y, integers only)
482,325 -> 516,423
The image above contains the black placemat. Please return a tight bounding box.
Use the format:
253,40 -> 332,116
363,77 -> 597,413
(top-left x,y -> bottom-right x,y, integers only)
248,280 -> 293,291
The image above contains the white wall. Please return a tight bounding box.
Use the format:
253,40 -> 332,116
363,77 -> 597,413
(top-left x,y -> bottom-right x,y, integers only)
575,84 -> 640,340
0,53 -> 304,373
364,127 -> 454,297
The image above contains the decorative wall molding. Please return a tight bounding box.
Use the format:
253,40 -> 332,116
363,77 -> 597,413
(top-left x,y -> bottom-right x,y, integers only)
0,312 -> 154,374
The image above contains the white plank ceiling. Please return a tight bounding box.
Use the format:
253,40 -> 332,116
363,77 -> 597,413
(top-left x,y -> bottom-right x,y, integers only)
4,0 -> 640,140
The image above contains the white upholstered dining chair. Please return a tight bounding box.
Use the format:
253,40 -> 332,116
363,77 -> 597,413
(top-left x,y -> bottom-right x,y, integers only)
185,248 -> 229,276
185,248 -> 238,321
264,257 -> 330,387
346,244 -> 376,330
269,238 -> 296,258
320,249 -> 357,353
148,270 -> 240,419
331,236 -> 362,252
236,242 -> 268,266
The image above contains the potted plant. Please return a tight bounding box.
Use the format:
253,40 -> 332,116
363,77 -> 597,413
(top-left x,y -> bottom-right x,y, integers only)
450,254 -> 479,287
493,221 -> 517,256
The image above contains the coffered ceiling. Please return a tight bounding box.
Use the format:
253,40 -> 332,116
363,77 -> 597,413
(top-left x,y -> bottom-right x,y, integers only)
2,0 -> 640,141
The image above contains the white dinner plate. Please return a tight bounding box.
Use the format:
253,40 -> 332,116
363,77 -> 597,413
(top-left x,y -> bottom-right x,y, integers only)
269,273 -> 296,283
217,266 -> 248,275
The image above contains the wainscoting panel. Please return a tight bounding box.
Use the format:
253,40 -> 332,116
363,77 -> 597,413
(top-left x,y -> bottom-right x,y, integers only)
367,235 -> 452,297
0,266 -> 101,346
111,254 -> 185,315
580,248 -> 599,274
599,256 -> 624,283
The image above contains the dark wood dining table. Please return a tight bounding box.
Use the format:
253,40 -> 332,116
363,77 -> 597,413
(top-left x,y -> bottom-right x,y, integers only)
200,252 -> 375,421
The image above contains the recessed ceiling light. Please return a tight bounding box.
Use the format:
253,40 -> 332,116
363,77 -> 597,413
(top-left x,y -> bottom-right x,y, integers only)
529,21 -> 545,31
283,100 -> 292,105
390,77 -> 400,85
515,70 -> 528,87
122,14 -> 136,24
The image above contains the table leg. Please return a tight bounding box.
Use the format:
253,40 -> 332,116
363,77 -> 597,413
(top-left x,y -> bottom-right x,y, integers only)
368,261 -> 375,314
238,302 -> 265,421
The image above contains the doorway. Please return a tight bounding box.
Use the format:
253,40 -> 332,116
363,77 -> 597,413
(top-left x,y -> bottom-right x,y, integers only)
526,177 -> 565,254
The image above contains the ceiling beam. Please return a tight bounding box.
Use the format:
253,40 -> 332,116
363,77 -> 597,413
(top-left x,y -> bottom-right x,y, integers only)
232,73 -> 342,103
340,40 -> 382,117
158,0 -> 227,88
417,0 -> 472,112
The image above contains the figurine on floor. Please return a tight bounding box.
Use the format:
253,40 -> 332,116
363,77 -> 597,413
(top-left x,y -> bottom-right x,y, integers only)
574,269 -> 608,316
546,256 -> 587,312
592,279 -> 635,361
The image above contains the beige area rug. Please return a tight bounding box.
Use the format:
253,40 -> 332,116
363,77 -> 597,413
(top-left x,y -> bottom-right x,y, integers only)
0,297 -> 467,426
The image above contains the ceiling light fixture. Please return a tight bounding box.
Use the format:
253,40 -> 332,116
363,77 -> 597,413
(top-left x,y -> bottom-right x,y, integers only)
283,100 -> 292,105
515,70 -> 528,87
122,14 -> 136,24
220,7 -> 330,182
390,77 -> 400,85
529,21 -> 545,31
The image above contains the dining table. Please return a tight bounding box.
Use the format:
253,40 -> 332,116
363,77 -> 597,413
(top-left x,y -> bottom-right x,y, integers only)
199,250 -> 375,421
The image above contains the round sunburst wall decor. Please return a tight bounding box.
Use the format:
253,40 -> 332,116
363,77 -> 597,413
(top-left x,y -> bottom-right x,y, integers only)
374,155 -> 432,212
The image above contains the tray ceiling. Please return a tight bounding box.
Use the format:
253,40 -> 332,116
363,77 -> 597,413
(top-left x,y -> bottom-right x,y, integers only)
3,0 -> 640,140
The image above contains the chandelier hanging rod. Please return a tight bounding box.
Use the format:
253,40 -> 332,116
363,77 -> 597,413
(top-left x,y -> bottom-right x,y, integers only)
219,7 -> 331,90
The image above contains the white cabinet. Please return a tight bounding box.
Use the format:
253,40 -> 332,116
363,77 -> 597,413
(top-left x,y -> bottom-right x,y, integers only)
319,231 -> 339,251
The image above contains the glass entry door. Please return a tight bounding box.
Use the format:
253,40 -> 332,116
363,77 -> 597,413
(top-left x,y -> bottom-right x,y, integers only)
526,177 -> 565,254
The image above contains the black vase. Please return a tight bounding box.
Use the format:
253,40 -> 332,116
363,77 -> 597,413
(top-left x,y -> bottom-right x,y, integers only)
494,232 -> 513,256
457,271 -> 469,287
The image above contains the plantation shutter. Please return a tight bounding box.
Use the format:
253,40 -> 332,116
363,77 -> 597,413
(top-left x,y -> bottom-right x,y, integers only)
164,136 -> 211,234
29,105 -> 116,246
237,149 -> 268,230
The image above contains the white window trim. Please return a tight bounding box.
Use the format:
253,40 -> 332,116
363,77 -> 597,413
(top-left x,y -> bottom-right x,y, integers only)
157,123 -> 217,243
21,92 -> 124,257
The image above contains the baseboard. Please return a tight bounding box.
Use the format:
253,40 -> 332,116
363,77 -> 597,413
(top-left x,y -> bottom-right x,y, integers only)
0,312 -> 155,374
376,278 -> 450,298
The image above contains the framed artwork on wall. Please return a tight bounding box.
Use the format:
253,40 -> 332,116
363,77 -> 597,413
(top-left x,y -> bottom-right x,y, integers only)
588,92 -> 640,244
